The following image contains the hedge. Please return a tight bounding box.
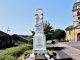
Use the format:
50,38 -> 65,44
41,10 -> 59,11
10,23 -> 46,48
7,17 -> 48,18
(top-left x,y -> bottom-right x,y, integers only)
0,44 -> 32,60
60,39 -> 69,42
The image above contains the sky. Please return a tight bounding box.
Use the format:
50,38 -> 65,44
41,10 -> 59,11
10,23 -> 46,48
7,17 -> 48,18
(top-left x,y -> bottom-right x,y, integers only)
0,0 -> 77,35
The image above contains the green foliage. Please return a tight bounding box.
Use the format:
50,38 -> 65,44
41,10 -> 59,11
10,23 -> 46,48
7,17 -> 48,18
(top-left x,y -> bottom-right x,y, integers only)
13,40 -> 16,43
38,53 -> 41,56
27,36 -> 33,44
5,55 -> 16,60
60,39 -> 69,42
54,29 -> 66,42
27,36 -> 33,39
20,35 -> 30,38
0,55 -> 16,60
30,30 -> 35,37
0,44 -> 32,60
44,21 -> 54,40
30,38 -> 33,44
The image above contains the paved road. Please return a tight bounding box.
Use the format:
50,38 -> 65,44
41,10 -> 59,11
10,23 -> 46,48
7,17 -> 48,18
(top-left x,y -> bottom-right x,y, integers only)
61,41 -> 80,50
46,43 -> 78,60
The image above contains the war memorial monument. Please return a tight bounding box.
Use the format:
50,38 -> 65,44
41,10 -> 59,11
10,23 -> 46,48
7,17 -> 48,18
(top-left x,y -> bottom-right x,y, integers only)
29,8 -> 50,60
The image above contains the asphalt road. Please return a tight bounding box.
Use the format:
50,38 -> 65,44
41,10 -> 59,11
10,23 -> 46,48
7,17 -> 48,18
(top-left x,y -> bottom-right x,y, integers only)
60,41 -> 80,50
46,43 -> 76,60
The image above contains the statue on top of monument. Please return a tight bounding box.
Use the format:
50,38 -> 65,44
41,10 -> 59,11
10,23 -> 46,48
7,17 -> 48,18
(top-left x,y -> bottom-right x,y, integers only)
35,8 -> 44,32
35,13 -> 43,27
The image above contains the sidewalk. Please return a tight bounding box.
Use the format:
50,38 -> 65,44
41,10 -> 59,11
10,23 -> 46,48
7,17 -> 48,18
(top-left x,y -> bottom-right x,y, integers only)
56,43 -> 80,60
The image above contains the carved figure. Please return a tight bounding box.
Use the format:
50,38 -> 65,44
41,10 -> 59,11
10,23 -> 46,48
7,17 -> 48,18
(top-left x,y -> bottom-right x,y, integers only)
35,14 -> 43,31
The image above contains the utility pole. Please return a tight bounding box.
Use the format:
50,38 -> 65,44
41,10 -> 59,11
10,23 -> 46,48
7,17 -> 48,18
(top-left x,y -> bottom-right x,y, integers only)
7,26 -> 10,33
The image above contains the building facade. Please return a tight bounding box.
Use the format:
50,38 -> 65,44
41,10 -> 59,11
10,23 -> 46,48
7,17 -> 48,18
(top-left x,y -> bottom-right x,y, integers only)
65,0 -> 80,41
0,30 -> 13,48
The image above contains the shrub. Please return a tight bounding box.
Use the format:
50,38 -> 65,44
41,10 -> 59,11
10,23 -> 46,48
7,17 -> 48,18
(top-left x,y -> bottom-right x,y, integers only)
60,39 -> 69,42
0,55 -> 16,60
5,55 -> 16,60
38,53 -> 41,56
0,44 -> 32,60
12,40 -> 16,43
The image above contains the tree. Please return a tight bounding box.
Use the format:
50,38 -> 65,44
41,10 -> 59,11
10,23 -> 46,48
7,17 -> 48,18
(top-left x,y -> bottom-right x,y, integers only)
44,21 -> 54,40
54,29 -> 66,42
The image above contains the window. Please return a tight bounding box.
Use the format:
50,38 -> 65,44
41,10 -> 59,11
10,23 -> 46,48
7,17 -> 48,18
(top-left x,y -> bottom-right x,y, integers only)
69,30 -> 71,35
77,11 -> 80,16
78,17 -> 80,20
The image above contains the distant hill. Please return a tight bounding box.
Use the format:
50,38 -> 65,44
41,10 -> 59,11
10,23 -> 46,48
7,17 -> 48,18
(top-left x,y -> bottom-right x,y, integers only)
20,35 -> 32,38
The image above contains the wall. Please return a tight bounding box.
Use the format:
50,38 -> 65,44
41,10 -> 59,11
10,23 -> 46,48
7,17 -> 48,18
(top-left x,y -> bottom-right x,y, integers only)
66,29 -> 74,41
66,25 -> 80,41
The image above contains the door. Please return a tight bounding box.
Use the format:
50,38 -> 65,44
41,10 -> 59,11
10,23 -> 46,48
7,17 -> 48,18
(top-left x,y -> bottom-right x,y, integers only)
78,34 -> 80,41
2,40 -> 6,47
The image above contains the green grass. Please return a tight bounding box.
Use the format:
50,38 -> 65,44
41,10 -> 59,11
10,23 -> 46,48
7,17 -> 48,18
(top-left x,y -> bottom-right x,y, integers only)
6,46 -> 18,49
17,47 -> 54,60
17,49 -> 33,60
47,47 -> 54,54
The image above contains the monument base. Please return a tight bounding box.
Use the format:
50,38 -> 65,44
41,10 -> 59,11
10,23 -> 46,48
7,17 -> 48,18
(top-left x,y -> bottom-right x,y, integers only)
29,52 -> 50,59
30,34 -> 50,59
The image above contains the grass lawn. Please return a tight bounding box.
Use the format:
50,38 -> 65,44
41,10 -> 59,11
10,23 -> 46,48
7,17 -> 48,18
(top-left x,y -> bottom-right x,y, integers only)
17,47 -> 54,60
47,48 -> 54,54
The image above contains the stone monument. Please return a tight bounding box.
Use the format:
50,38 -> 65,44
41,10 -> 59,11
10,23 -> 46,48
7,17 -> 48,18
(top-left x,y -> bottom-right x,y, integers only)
29,8 -> 50,59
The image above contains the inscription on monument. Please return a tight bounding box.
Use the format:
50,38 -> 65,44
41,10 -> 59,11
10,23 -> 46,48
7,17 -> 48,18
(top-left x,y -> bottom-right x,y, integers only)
37,39 -> 41,43
36,44 -> 43,48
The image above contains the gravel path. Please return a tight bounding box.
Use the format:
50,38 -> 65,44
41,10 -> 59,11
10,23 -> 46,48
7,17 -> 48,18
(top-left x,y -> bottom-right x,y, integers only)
0,48 -> 13,54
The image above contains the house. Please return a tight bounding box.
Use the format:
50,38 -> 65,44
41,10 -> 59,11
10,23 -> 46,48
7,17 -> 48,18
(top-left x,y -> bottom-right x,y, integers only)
65,0 -> 80,41
0,30 -> 13,48
12,34 -> 31,44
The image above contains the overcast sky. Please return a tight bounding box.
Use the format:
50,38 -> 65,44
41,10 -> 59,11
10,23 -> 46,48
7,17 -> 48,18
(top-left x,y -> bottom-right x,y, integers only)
0,0 -> 77,35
